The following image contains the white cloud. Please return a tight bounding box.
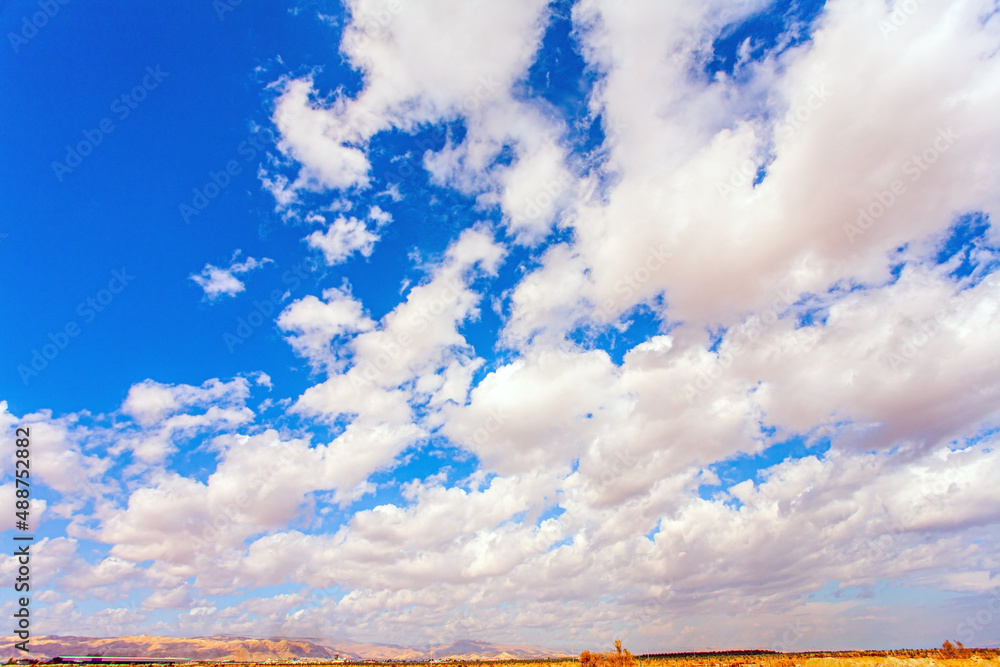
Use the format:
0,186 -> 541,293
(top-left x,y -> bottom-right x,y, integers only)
15,0 -> 1000,651
306,215 -> 380,265
270,76 -> 372,193
118,377 -> 255,464
278,287 -> 375,370
489,0 -> 1000,340
122,377 -> 252,427
294,225 -> 504,418
190,252 -> 273,300
262,0 -> 553,214
368,204 -> 392,226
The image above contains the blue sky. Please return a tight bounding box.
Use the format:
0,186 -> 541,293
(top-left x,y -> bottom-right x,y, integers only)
3,0 -> 1000,653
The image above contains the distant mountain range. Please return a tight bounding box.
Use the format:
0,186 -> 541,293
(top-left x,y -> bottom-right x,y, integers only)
0,635 -> 574,662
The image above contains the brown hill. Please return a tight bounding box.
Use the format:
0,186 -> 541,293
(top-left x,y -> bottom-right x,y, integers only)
0,635 -> 572,662
0,636 -> 348,662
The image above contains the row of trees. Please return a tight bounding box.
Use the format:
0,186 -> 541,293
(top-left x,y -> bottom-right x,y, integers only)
581,639 -> 977,664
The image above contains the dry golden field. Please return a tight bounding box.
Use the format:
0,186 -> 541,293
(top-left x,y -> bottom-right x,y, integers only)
635,653 -> 1000,667
165,651 -> 1000,667
343,652 -> 1000,667
16,648 -> 1000,667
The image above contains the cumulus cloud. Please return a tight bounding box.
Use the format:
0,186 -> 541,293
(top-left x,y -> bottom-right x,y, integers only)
491,0 -> 1000,339
190,251 -> 273,300
118,377 -> 255,464
278,287 -> 375,370
306,215 -> 381,265
262,0 -> 553,214
13,0 -> 1000,652
243,0 -> 1000,647
122,377 -> 252,427
270,76 -> 372,195
293,225 -> 505,420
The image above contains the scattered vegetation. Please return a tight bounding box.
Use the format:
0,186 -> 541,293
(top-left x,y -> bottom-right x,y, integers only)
581,640 -> 636,667
7,646 -> 1000,667
624,647 -> 1000,667
939,641 -> 972,659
